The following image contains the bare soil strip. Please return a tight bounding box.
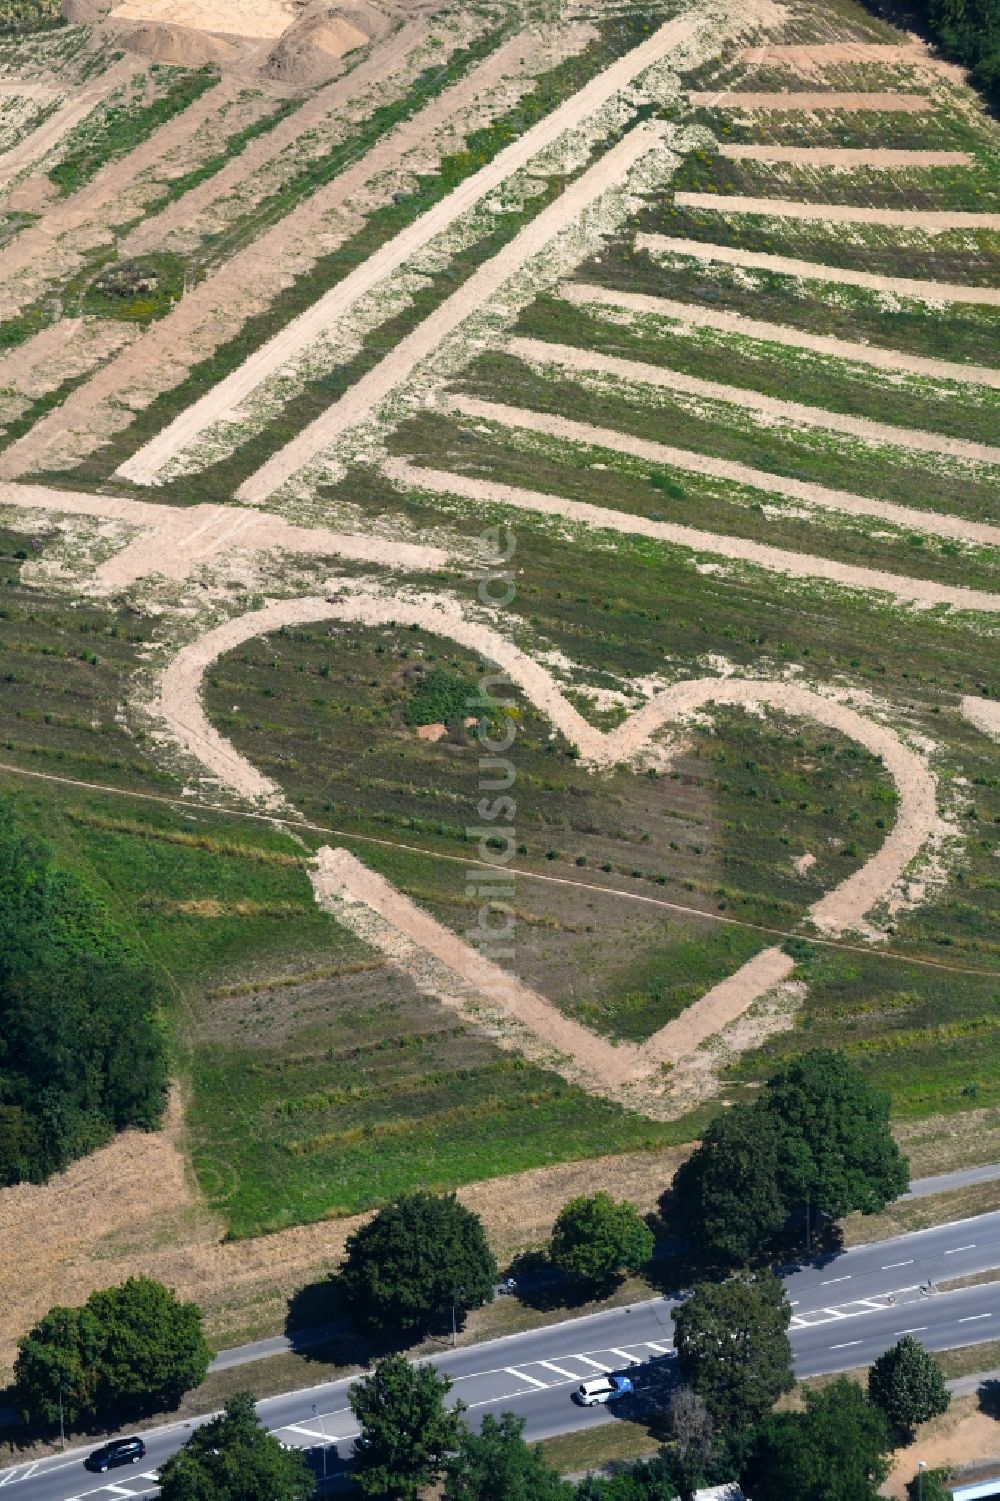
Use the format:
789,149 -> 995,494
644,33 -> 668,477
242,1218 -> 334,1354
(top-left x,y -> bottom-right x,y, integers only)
672,191 -> 1000,231
385,457 -> 1000,614
736,43 -> 925,64
238,123 -> 668,502
0,58 -> 135,183
0,483 -> 447,584
0,27 -> 579,479
116,19 -> 434,257
117,13 -> 700,487
569,277 -> 1000,385
718,144 -> 973,166
447,392 -> 1000,548
685,91 -> 931,111
508,334 -> 1000,467
961,695 -> 1000,739
154,588 -> 939,1106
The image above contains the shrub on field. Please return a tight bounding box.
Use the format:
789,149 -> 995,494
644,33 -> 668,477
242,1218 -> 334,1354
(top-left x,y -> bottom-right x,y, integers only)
340,1191 -> 497,1334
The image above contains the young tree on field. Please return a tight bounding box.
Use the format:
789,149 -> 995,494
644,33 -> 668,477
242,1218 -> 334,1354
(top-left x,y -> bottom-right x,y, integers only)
349,1353 -> 465,1500
573,1456 -> 686,1500
868,1337 -> 950,1439
549,1192 -> 654,1291
15,1277 -> 211,1428
746,1377 -> 892,1501
761,1049 -> 909,1220
340,1191 -> 497,1334
673,1271 -> 793,1433
157,1392 -> 312,1501
669,1103 -> 786,1264
443,1412 -> 573,1500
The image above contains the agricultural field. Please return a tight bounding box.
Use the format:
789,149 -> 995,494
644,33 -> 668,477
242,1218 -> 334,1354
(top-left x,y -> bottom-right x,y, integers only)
0,0 -> 998,1364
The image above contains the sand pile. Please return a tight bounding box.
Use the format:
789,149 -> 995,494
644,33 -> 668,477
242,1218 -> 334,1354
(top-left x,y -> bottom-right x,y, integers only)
83,0 -> 383,80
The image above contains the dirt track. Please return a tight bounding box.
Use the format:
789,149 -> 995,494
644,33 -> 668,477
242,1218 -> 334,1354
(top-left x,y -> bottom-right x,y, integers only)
238,122 -> 669,500
0,23 -> 580,479
961,695 -> 1000,739
686,91 -> 931,111
718,144 -> 972,166
570,277 -> 1000,385
447,391 -> 1000,548
385,457 -> 1000,614
673,192 -> 1000,231
151,586 -> 942,1107
118,12 -> 701,488
508,335 -> 1000,466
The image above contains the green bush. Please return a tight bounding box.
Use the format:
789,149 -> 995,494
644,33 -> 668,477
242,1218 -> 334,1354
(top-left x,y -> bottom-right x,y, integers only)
15,1276 -> 211,1428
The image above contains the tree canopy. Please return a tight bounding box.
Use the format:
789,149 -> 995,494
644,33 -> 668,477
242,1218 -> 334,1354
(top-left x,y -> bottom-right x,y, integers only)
15,1277 -> 211,1428
670,1104 -> 787,1265
762,1049 -> 909,1218
669,1049 -> 909,1264
549,1193 -> 654,1290
444,1413 -> 573,1501
747,1377 -> 892,1501
0,799 -> 167,1186
904,0 -> 1000,105
157,1392 -> 313,1501
340,1191 -> 497,1334
674,1272 -> 794,1433
868,1337 -> 950,1439
350,1353 -> 465,1499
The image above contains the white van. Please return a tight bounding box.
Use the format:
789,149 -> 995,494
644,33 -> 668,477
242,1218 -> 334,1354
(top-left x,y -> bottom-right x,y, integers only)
573,1375 -> 633,1406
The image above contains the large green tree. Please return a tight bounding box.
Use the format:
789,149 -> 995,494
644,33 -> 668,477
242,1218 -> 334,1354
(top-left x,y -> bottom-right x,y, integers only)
674,1272 -> 793,1433
549,1193 -> 654,1291
158,1392 -> 312,1501
670,1103 -> 787,1265
15,1277 -> 211,1428
444,1413 -> 573,1500
868,1337 -> 950,1439
349,1353 -> 465,1499
0,800 -> 167,1186
747,1377 -> 892,1501
341,1191 -> 497,1334
762,1049 -> 909,1220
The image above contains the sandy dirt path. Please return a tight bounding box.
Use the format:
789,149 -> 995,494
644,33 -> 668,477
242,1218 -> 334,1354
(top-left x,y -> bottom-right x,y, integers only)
0,26 -> 585,480
0,57 -> 135,184
570,277 -> 1000,387
238,122 -> 669,501
673,191 -> 1000,231
961,694 -> 1000,738
686,90 -> 931,111
385,457 -> 1000,614
0,481 -> 446,585
736,43 -> 926,65
508,334 -> 1000,467
153,587 -> 940,1104
718,144 -> 972,166
118,13 -> 701,488
447,391 -> 1000,549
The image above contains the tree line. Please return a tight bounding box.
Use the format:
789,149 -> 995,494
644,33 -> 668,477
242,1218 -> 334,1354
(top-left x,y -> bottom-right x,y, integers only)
0,799 -> 168,1185
884,0 -> 1000,104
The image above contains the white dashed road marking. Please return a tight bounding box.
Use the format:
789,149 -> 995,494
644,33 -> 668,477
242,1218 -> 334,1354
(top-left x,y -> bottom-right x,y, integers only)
506,1368 -> 548,1388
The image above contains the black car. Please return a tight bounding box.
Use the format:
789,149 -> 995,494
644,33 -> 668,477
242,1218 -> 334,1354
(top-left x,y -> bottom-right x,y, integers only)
84,1437 -> 146,1472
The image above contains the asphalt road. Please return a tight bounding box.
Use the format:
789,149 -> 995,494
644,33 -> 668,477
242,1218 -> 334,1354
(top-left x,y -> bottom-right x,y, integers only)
3,1212 -> 999,1501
